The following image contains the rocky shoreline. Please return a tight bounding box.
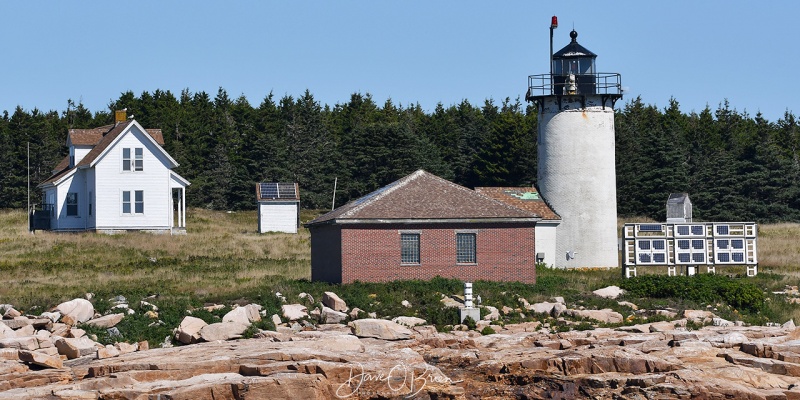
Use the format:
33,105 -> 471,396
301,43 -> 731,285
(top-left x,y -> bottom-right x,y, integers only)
2,320 -> 800,399
2,289 -> 800,399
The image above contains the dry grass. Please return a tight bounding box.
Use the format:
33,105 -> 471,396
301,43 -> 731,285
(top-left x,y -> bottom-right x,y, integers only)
1,210 -> 798,316
757,223 -> 800,275
2,208 -> 309,264
0,208 -> 312,308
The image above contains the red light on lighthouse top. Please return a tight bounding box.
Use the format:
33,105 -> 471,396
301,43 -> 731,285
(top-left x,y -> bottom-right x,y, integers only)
551,16 -> 558,29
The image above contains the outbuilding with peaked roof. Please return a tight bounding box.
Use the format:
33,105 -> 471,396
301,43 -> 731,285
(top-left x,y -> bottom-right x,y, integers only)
256,182 -> 300,234
305,170 -> 541,284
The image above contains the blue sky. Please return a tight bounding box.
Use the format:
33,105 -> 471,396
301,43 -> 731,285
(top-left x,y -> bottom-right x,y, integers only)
2,1 -> 797,122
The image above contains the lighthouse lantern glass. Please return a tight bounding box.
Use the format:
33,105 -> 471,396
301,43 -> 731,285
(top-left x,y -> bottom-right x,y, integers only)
553,58 -> 594,77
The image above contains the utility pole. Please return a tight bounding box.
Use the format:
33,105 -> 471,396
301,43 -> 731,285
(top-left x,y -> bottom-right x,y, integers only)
331,177 -> 338,211
28,142 -> 32,234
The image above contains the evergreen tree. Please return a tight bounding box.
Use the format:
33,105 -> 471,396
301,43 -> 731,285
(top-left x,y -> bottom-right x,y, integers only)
0,110 -> 14,208
2,88 -> 799,222
251,93 -> 292,184
473,97 -> 536,187
280,91 -> 336,209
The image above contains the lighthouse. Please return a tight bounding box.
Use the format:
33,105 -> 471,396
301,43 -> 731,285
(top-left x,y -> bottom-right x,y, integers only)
525,18 -> 622,269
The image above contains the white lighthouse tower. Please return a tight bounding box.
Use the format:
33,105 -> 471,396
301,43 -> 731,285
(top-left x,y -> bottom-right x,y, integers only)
525,18 -> 622,269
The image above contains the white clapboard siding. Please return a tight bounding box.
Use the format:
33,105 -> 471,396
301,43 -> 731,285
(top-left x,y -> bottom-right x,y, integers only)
259,202 -> 299,233
52,173 -> 86,231
94,125 -> 172,230
72,145 -> 93,166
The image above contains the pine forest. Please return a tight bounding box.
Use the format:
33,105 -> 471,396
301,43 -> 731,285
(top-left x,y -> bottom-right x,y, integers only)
1,89 -> 798,223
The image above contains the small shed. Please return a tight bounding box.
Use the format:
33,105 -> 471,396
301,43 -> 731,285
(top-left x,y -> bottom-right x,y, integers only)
256,182 -> 300,233
666,193 -> 692,223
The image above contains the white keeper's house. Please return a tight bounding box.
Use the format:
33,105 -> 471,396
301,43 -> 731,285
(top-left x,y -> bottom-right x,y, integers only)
35,112 -> 190,233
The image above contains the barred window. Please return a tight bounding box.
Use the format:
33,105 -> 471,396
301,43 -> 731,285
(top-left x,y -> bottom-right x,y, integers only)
456,233 -> 476,264
400,233 -> 420,264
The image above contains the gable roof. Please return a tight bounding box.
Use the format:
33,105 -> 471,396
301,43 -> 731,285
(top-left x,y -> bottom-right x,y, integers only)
307,170 -> 540,226
76,120 -> 175,169
39,120 -> 175,187
667,193 -> 691,205
68,124 -> 165,146
474,187 -> 561,221
38,159 -> 76,188
51,155 -> 71,174
75,121 -> 131,169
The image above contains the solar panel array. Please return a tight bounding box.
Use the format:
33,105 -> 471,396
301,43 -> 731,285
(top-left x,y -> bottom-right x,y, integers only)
623,222 -> 757,268
259,183 -> 298,200
639,224 -> 663,232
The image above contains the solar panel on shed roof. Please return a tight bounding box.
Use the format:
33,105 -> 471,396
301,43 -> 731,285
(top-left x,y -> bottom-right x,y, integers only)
259,183 -> 298,200
260,183 -> 279,199
278,183 -> 297,198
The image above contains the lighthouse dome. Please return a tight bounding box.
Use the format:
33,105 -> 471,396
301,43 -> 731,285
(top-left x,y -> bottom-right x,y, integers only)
553,30 -> 597,59
552,30 -> 597,95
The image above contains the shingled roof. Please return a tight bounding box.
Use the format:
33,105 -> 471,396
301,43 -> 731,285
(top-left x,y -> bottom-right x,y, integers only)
68,124 -> 164,146
306,170 -> 540,226
474,187 -> 561,221
40,120 -> 171,186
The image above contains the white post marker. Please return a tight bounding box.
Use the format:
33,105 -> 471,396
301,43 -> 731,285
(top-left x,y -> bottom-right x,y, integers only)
459,282 -> 481,324
464,282 -> 473,308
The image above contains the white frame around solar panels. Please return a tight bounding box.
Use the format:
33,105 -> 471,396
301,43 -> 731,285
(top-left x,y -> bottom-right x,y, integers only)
622,222 -> 757,277
258,182 -> 298,200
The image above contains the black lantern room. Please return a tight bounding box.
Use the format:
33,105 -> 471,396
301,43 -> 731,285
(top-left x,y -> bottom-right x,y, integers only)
552,30 -> 597,95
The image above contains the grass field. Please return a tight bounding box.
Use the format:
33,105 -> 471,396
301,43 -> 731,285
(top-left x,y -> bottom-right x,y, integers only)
1,208 -> 798,345
0,208 -> 313,308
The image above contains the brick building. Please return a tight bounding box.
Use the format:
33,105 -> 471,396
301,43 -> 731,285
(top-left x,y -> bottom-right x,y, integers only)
305,170 -> 541,284
474,187 -> 561,268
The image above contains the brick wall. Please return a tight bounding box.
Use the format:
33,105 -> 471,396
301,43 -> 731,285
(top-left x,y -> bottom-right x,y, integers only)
337,222 -> 536,284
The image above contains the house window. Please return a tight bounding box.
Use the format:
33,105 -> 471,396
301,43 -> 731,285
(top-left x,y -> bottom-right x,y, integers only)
123,148 -> 143,171
123,148 -> 131,171
122,191 -> 131,213
66,192 -> 78,216
134,148 -> 143,171
135,190 -> 144,213
456,233 -> 477,264
88,191 -> 92,216
400,233 -> 420,264
123,190 -> 144,214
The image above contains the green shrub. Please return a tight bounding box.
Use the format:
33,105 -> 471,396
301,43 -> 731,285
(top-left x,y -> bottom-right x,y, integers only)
620,274 -> 764,312
462,316 -> 477,330
419,304 -> 460,330
555,324 -> 571,333
574,321 -> 595,331
242,319 -> 273,338
685,319 -> 707,331
480,326 -> 496,335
